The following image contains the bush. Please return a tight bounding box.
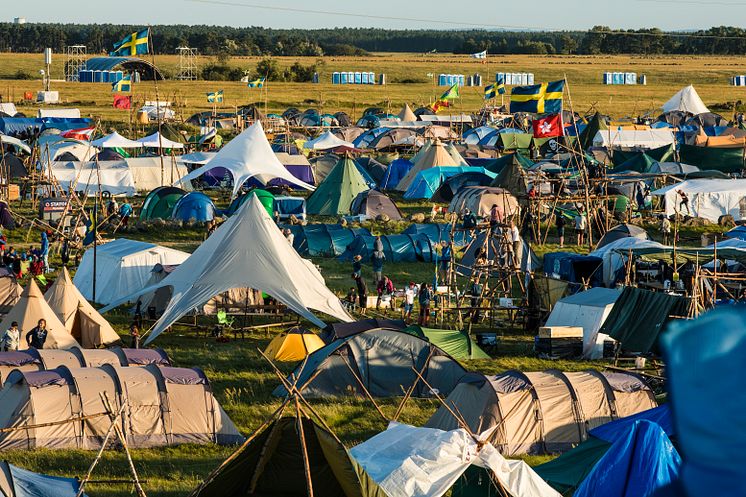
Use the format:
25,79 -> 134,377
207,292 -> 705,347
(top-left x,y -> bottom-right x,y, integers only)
201,63 -> 244,81
255,58 -> 281,81
322,43 -> 370,56
9,69 -> 33,80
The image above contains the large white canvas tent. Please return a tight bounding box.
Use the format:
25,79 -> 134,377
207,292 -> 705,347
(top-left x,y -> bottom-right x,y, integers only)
0,280 -> 79,350
350,423 -> 561,497
50,161 -> 136,196
662,85 -> 709,115
303,130 -> 355,150
100,196 -> 353,343
0,365 -> 243,450
91,131 -> 143,149
0,134 -> 30,154
544,287 -> 621,359
126,157 -> 192,191
37,108 -> 81,119
427,370 -> 657,455
653,179 -> 746,221
73,239 -> 190,305
176,121 -> 314,197
136,132 -> 184,149
41,141 -> 98,164
44,267 -> 121,348
592,129 -> 675,149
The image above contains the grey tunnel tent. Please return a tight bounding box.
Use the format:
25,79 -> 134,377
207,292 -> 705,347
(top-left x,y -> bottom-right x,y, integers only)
273,328 -> 467,399
0,365 -> 243,450
426,370 -> 657,456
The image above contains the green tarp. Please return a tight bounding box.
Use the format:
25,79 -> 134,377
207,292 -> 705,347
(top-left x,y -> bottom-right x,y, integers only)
597,287 -> 688,353
484,152 -> 534,175
498,132 -> 533,151
307,156 -> 370,215
579,112 -> 608,152
404,325 -> 490,360
612,153 -> 657,174
613,144 -> 674,167
679,144 -> 745,173
533,436 -> 612,496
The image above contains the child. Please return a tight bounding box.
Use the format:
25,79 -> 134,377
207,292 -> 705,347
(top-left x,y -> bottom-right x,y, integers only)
1,321 -> 19,351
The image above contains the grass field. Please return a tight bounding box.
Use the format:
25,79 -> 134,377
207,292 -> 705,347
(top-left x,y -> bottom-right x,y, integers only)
1,52 -> 746,126
0,51 -> 732,495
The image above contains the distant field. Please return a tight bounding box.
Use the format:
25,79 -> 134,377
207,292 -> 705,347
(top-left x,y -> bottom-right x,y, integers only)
0,52 -> 745,127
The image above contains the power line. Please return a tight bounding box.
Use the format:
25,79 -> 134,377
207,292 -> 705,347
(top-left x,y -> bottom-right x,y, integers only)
635,0 -> 746,5
185,0 -> 746,41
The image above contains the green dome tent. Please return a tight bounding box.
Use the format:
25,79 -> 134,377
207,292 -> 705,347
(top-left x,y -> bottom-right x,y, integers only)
306,155 -> 370,216
140,186 -> 186,220
227,189 -> 274,217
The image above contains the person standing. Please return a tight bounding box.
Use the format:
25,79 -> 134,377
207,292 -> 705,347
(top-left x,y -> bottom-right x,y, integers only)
462,208 -> 478,241
371,249 -> 385,285
1,321 -> 19,351
660,215 -> 672,245
403,281 -> 417,322
439,241 -> 452,285
40,230 -> 49,273
510,220 -> 522,269
354,274 -> 368,315
25,319 -> 48,349
283,228 -> 295,246
119,202 -> 133,227
555,212 -> 566,247
129,323 -> 140,349
418,282 -> 432,326
574,209 -> 587,246
489,204 -> 500,231
352,255 -> 363,279
676,189 -> 690,215
469,278 -> 483,324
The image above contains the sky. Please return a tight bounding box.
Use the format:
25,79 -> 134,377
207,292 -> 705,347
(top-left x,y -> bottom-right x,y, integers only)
11,0 -> 746,31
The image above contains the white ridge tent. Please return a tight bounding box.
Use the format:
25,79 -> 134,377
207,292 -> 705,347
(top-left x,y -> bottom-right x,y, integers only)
136,132 -> 184,150
303,130 -> 355,151
50,161 -> 136,196
592,129 -> 675,149
73,239 -> 190,305
544,287 -> 621,359
0,280 -> 79,350
662,85 -> 710,115
652,179 -> 746,222
44,267 -> 121,348
91,131 -> 143,149
100,195 -> 353,344
176,121 -> 314,197
350,422 -> 561,497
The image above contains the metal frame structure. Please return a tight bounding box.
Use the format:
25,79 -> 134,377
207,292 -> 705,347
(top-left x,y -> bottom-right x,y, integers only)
175,47 -> 198,81
64,45 -> 87,82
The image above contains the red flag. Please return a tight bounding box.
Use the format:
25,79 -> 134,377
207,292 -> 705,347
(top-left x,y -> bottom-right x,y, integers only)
113,95 -> 131,109
61,127 -> 95,140
532,113 -> 563,138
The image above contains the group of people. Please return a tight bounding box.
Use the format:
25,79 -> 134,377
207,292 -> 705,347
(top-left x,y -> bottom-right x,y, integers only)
1,319 -> 50,351
105,198 -> 134,227
0,230 -> 51,279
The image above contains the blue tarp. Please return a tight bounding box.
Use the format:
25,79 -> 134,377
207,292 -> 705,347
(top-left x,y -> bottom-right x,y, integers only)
9,463 -> 85,497
591,405 -> 674,443
380,158 -> 413,189
574,420 -> 681,497
662,307 -> 746,497
0,117 -> 93,136
403,166 -> 493,199
282,224 -> 371,256
726,225 -> 746,240
338,233 -> 435,263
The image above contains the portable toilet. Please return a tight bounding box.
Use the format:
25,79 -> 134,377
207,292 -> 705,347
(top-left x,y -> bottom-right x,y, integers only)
332,72 -> 340,84
626,72 -> 637,85
378,73 -> 386,85
603,72 -> 611,84
639,74 -> 647,85
474,73 -> 482,86
528,73 -> 535,85
347,71 -> 354,84
354,72 -> 362,84
368,72 -> 375,84
92,70 -> 103,83
78,70 -> 90,82
615,72 -> 624,85
340,72 -> 348,84
514,73 -> 522,85
457,74 -> 464,86
361,72 -> 368,84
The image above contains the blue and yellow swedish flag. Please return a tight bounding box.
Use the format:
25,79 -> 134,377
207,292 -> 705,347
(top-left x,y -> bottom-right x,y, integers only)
484,84 -> 496,100
110,29 -> 150,57
247,77 -> 265,88
111,74 -> 132,93
510,79 -> 565,114
207,90 -> 224,103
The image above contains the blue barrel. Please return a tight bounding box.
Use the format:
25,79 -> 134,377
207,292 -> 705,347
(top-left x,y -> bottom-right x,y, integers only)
354,72 -> 362,84
332,72 -> 340,84
93,70 -> 103,83
340,72 -> 348,84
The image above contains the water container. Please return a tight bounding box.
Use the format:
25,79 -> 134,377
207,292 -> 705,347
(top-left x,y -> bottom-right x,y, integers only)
354,72 -> 362,84
340,72 -> 348,84
438,74 -> 446,86
332,72 -> 340,84
93,70 -> 103,83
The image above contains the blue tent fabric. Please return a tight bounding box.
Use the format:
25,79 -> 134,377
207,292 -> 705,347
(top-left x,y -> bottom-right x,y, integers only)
402,223 -> 469,247
0,117 -> 93,136
591,405 -> 673,443
574,420 -> 681,497
380,158 -> 412,189
170,192 -> 216,222
9,463 -> 85,497
726,225 -> 746,240
403,166 -> 494,199
662,307 -> 746,497
543,252 -> 604,288
281,224 -> 371,256
338,234 -> 434,263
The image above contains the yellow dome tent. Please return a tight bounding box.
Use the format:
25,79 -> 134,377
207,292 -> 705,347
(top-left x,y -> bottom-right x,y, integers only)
264,327 -> 325,362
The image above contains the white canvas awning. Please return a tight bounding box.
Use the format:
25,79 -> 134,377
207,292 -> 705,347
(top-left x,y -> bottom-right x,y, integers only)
652,179 -> 746,221
303,130 -> 355,150
0,134 -> 30,154
99,195 -> 352,343
350,423 -> 561,497
50,161 -> 136,196
136,132 -> 184,149
176,121 -> 314,197
593,129 -> 675,149
662,85 -> 709,115
37,108 -> 81,119
91,131 -> 143,149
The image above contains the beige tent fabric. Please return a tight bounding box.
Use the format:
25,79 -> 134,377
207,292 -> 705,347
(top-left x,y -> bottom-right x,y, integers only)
0,272 -> 22,314
0,365 -> 243,450
79,349 -> 123,367
427,369 -> 656,456
448,186 -> 520,218
398,104 -> 417,122
44,267 -> 121,348
396,140 -> 464,192
36,349 -> 84,369
0,280 -> 79,350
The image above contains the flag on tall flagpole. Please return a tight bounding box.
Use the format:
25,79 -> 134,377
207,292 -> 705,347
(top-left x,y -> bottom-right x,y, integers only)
510,80 -> 565,114
470,50 -> 487,59
207,90 -> 224,103
484,84 -> 496,100
110,29 -> 150,56
432,83 -> 460,112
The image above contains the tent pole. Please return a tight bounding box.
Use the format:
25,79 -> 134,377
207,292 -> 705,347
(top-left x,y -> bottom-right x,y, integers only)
294,396 -> 315,497
76,399 -> 128,497
101,393 -> 147,497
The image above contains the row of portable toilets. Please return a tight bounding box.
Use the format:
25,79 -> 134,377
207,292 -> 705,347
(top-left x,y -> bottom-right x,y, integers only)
495,73 -> 535,86
438,74 -> 466,86
602,72 -> 647,85
331,72 -> 379,85
77,70 -> 141,83
732,76 -> 746,86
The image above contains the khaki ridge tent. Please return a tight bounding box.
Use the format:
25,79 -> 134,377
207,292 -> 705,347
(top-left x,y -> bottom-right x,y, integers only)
447,185 -> 520,219
0,268 -> 21,314
273,327 -> 467,399
0,280 -> 79,350
191,398 -> 385,497
426,370 -> 657,456
0,347 -> 171,385
44,267 -> 121,349
99,196 -> 353,344
396,139 -> 465,192
0,364 -> 243,450
264,327 -> 326,362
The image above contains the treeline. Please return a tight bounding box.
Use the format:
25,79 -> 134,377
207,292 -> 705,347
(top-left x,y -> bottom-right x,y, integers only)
1,23 -> 746,56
